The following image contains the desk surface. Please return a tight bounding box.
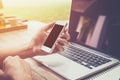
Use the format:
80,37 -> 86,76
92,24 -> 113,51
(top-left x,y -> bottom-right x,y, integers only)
26,58 -> 66,80
0,21 -> 120,80
86,64 -> 120,80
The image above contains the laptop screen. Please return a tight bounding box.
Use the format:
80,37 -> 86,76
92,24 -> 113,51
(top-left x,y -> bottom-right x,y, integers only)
69,0 -> 120,59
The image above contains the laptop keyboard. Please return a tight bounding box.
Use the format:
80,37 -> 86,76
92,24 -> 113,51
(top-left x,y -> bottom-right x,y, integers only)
60,44 -> 111,69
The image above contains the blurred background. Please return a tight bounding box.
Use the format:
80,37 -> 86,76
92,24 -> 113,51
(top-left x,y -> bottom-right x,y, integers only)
0,0 -> 71,23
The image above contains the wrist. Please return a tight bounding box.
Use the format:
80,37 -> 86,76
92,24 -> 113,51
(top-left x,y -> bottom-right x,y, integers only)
25,41 -> 37,57
29,40 -> 48,56
16,41 -> 36,58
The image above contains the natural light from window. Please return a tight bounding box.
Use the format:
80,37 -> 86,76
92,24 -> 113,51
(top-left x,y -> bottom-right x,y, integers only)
1,0 -> 71,22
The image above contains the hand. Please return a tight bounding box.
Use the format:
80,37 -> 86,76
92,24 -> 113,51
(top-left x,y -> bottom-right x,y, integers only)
53,24 -> 70,53
30,22 -> 70,55
3,56 -> 32,80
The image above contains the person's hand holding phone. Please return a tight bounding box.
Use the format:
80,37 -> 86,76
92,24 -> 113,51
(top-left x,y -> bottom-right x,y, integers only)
30,21 -> 70,55
41,21 -> 69,53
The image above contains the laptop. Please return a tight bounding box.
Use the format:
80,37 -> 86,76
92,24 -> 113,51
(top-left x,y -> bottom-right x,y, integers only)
33,0 -> 120,80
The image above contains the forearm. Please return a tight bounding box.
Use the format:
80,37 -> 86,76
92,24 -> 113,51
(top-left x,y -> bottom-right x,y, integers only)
0,42 -> 34,64
0,41 -> 48,65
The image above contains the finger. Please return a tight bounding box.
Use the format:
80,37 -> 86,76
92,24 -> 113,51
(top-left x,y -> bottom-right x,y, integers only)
43,22 -> 55,31
3,56 -> 20,69
60,31 -> 70,40
14,56 -> 20,59
60,26 -> 70,40
57,38 -> 68,46
64,27 -> 70,40
3,56 -> 13,71
55,43 -> 64,52
3,56 -> 12,64
64,25 -> 69,33
4,56 -> 20,64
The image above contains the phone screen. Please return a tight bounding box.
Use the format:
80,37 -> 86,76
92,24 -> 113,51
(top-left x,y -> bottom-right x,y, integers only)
44,24 -> 64,48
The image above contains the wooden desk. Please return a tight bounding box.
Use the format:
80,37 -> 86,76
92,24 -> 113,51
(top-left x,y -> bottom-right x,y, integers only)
25,58 -> 65,80
0,22 -> 65,80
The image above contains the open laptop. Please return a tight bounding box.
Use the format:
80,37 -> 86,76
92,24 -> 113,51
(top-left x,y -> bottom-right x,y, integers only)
33,0 -> 120,80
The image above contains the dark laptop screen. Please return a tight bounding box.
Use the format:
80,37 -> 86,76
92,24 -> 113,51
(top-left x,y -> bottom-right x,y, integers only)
69,0 -> 120,59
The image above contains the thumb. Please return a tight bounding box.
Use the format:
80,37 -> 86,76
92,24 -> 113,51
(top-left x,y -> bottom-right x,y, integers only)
43,22 -> 55,31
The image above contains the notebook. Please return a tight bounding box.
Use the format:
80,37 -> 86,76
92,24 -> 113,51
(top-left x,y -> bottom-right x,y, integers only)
33,0 -> 120,80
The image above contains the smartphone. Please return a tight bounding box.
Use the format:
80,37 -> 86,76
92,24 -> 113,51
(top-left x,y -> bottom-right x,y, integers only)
41,21 -> 67,53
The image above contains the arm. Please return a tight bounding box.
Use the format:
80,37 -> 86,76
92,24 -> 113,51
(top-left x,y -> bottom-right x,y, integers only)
0,22 -> 70,65
0,42 -> 35,64
0,23 -> 53,64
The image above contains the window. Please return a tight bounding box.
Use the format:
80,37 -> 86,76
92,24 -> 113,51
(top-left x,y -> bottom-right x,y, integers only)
1,0 -> 71,22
